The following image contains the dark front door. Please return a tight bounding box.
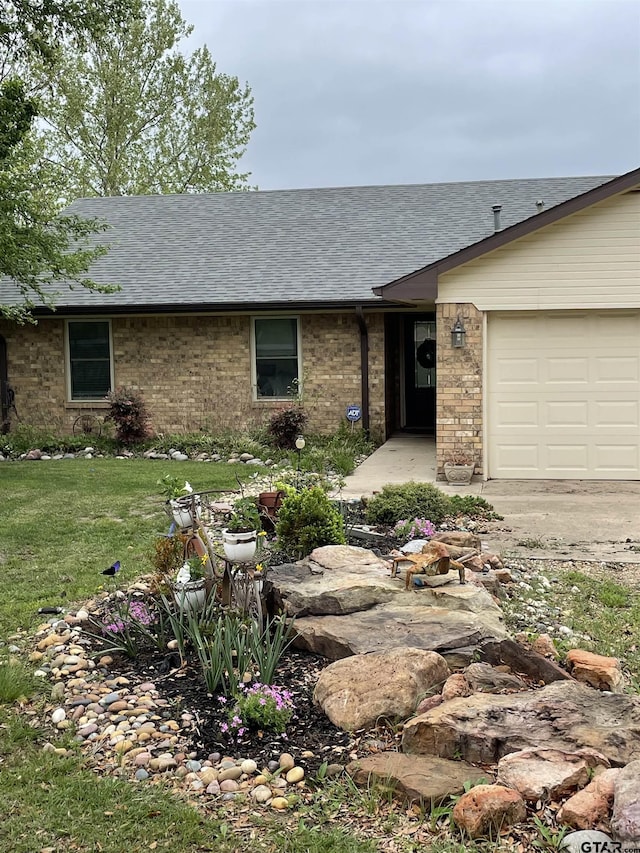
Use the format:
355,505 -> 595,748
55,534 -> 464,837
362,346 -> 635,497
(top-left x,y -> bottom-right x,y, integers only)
404,316 -> 436,432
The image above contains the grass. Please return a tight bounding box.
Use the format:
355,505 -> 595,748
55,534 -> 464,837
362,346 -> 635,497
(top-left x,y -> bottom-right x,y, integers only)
0,459 -> 249,635
1,460 -> 635,852
502,564 -> 640,687
0,457 -> 441,853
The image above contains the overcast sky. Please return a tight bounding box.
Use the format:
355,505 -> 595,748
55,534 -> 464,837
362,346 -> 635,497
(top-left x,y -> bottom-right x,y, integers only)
181,0 -> 640,190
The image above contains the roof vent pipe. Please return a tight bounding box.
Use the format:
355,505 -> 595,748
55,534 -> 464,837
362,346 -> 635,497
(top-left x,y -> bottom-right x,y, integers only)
536,199 -> 545,212
492,204 -> 502,233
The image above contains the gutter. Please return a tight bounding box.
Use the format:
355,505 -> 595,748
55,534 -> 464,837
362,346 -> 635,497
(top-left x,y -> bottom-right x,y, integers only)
355,306 -> 370,436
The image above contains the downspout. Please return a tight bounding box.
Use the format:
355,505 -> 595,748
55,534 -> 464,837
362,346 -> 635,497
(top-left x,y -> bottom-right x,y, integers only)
355,306 -> 370,436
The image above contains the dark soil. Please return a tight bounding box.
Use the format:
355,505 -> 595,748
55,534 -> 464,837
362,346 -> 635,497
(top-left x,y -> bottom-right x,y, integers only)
99,642 -> 363,777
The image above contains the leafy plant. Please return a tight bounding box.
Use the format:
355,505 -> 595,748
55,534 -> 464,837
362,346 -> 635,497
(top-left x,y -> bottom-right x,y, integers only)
227,497 -> 261,533
181,554 -> 208,582
364,482 -> 451,526
249,613 -> 296,684
268,405 -> 308,449
276,486 -> 346,559
447,494 -> 501,520
223,683 -> 294,736
531,816 -> 569,850
105,386 -> 152,444
150,534 -> 186,591
88,595 -> 158,658
157,475 -> 193,501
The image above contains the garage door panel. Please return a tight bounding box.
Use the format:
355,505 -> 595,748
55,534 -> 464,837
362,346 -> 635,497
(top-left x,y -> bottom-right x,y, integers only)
493,443 -> 540,471
546,401 -> 589,427
595,357 -> 638,383
594,401 -> 639,427
488,310 -> 640,479
547,445 -> 589,471
546,358 -> 589,383
594,445 -> 639,471
496,402 -> 539,426
495,358 -> 538,384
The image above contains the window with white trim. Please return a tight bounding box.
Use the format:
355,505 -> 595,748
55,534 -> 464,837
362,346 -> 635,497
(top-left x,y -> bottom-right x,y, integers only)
253,317 -> 300,399
67,320 -> 112,400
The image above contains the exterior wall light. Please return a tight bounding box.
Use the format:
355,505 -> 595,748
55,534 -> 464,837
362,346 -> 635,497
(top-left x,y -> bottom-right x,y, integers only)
451,317 -> 466,348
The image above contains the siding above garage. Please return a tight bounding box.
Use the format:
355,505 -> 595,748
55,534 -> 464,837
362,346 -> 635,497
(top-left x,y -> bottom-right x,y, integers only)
437,190 -> 640,311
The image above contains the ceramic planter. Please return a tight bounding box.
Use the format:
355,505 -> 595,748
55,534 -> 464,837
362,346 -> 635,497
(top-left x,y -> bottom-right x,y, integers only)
443,462 -> 475,485
172,578 -> 206,613
169,497 -> 201,529
222,528 -> 257,561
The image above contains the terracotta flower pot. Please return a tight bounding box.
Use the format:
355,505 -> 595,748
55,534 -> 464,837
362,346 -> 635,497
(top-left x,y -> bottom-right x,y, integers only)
257,490 -> 285,531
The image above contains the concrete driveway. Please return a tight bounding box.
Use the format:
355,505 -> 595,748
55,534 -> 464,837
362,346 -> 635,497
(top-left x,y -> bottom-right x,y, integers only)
340,434 -> 640,562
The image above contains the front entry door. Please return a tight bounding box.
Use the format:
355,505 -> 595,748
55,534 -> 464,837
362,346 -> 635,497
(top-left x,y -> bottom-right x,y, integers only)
404,317 -> 436,432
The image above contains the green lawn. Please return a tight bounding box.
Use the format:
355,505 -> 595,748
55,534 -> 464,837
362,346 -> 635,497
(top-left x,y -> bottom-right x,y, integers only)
0,459 -> 251,635
0,459 -> 405,853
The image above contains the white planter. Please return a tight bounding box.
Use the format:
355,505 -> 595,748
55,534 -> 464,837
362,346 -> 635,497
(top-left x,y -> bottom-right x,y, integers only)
222,528 -> 257,561
443,462 -> 475,485
169,498 -> 200,529
172,579 -> 206,614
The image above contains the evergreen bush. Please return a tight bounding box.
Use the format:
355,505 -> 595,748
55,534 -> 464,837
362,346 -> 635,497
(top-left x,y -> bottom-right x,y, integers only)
275,486 -> 346,558
364,482 -> 451,526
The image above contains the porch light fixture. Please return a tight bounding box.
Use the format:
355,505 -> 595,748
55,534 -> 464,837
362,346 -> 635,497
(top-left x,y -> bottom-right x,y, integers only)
451,317 -> 466,348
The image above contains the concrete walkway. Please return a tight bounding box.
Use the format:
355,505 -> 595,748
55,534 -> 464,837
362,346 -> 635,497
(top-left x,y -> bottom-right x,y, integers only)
340,433 -> 640,563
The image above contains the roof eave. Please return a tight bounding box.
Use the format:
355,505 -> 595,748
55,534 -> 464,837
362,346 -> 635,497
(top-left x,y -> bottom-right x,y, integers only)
374,166 -> 640,302
30,298 -> 394,317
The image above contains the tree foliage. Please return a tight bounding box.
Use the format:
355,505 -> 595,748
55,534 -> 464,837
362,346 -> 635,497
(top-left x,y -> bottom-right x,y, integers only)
39,0 -> 256,196
0,0 -> 132,322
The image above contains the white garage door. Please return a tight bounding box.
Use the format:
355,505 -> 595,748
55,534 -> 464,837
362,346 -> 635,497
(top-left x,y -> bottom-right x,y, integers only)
487,311 -> 640,479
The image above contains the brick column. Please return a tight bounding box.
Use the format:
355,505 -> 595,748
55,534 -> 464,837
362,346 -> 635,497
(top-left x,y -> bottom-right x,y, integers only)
436,303 -> 483,475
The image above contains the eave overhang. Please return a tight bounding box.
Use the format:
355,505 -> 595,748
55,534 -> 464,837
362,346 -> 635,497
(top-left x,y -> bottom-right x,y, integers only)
373,166 -> 640,304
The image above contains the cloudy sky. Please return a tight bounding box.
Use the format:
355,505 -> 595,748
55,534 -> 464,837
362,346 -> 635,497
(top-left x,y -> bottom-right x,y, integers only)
181,0 -> 640,190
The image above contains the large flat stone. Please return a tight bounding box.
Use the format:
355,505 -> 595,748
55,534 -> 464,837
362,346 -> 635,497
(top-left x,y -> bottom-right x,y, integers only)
292,603 -> 507,660
266,544 -> 502,619
402,681 -> 640,767
346,752 -> 493,804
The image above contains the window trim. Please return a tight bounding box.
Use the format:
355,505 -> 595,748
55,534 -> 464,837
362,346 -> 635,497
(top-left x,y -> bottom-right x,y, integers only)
250,314 -> 302,401
65,319 -> 114,403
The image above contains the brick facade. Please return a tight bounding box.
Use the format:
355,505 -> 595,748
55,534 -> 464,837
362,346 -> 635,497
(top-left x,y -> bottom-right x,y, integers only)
436,302 -> 483,475
0,310 -> 385,438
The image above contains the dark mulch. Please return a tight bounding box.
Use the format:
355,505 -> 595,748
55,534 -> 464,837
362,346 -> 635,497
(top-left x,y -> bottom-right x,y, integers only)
99,642 -> 371,777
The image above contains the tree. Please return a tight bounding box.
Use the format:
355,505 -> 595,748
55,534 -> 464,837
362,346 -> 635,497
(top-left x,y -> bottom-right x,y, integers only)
0,0 -> 133,322
39,0 -> 256,197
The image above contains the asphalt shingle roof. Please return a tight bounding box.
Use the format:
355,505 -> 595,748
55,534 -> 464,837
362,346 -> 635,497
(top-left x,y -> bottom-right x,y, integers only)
2,175 -> 615,310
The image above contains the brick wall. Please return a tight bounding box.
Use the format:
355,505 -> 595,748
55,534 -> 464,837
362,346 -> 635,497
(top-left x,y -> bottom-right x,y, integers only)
436,302 -> 483,475
0,310 -> 385,438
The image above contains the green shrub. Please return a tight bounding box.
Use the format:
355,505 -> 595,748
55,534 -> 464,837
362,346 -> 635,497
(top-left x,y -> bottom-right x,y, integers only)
364,482 -> 451,526
447,494 -> 501,520
276,486 -> 346,558
268,406 -> 308,449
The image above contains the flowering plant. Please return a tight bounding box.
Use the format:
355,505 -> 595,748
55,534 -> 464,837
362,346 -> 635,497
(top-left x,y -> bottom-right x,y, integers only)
95,596 -> 158,658
157,475 -> 193,501
393,517 -> 435,540
220,683 -> 294,736
176,553 -> 208,582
